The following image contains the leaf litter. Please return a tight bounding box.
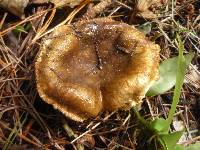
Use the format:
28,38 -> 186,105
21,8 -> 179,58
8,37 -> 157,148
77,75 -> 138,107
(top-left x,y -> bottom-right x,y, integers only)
0,0 -> 200,149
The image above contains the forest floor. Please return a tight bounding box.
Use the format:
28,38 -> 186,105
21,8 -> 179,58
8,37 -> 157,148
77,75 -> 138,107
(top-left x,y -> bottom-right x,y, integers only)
0,0 -> 200,149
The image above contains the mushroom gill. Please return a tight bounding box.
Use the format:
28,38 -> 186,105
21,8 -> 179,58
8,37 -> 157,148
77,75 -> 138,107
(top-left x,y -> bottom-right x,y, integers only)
35,18 -> 160,122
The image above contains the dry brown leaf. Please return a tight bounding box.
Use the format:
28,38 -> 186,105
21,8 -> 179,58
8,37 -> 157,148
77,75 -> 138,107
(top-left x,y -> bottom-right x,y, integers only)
0,0 -> 82,18
31,0 -> 83,7
185,65 -> 200,90
50,0 -> 82,8
136,0 -> 168,19
0,0 -> 29,18
78,134 -> 95,147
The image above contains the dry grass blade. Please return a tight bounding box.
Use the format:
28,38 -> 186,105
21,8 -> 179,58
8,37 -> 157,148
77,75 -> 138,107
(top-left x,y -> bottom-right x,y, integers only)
39,0 -> 89,38
31,8 -> 56,44
0,8 -> 53,36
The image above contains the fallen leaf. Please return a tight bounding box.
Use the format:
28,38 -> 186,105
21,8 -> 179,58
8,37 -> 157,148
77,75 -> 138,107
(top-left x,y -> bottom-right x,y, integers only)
0,0 -> 29,18
50,0 -> 83,8
136,0 -> 168,19
185,65 -> 200,90
0,0 -> 83,18
31,0 -> 83,8
78,134 -> 95,147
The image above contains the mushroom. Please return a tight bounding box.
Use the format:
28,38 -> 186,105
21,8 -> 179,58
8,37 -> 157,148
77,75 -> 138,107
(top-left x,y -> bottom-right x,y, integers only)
35,18 -> 160,122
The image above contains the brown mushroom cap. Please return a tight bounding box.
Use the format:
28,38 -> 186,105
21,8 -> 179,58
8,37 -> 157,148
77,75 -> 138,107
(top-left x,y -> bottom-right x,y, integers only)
35,18 -> 160,122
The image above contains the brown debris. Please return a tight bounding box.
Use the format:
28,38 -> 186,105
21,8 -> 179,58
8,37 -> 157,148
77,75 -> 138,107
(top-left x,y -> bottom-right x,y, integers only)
136,0 -> 168,19
77,134 -> 95,147
186,65 -> 200,90
0,0 -> 29,18
0,0 -> 83,18
31,0 -> 83,8
0,0 -> 199,149
83,0 -> 112,19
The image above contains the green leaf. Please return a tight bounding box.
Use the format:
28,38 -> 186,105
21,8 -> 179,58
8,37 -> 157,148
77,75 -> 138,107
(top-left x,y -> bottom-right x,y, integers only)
137,22 -> 152,35
166,35 -> 193,127
134,35 -> 195,150
186,142 -> 200,150
146,53 -> 194,96
13,25 -> 27,34
159,131 -> 184,150
171,144 -> 185,150
150,118 -> 169,134
170,142 -> 200,150
24,23 -> 32,31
